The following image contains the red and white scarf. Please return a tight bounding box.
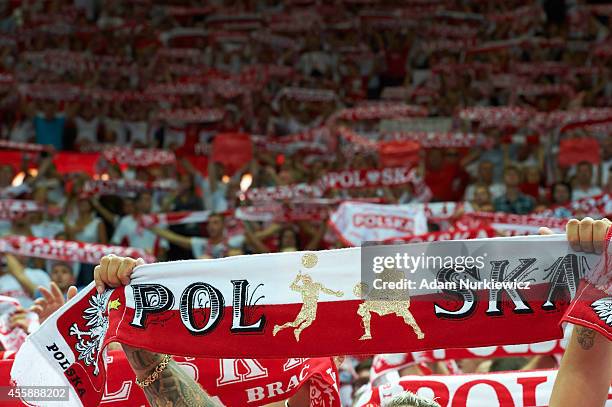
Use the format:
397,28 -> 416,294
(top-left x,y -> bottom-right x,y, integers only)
327,104 -> 428,124
138,211 -> 212,228
457,212 -> 567,235
156,107 -> 225,123
245,183 -> 325,203
0,235 -> 156,264
81,179 -> 178,197
11,235 -> 611,406
235,202 -> 330,222
278,87 -> 337,103
380,131 -> 494,149
320,167 -> 423,191
0,296 -> 29,352
0,140 -> 50,152
244,167 -> 430,203
355,369 -> 612,407
101,148 -> 176,168
381,226 -> 496,244
0,199 -> 44,220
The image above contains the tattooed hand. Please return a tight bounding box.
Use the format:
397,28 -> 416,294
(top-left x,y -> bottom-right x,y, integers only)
96,256 -> 220,406
547,218 -> 612,407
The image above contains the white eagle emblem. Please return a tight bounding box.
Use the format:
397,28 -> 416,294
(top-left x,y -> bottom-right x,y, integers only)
591,297 -> 612,327
68,290 -> 112,376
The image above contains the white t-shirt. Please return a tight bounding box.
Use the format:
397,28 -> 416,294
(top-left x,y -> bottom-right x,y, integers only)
191,235 -> 245,259
125,121 -> 149,145
74,217 -> 102,243
103,117 -> 127,144
111,215 -> 169,254
164,126 -> 186,149
464,183 -> 506,201
9,120 -> 34,143
572,186 -> 602,201
0,220 -> 10,236
195,174 -> 228,212
74,116 -> 100,143
0,268 -> 50,308
31,221 -> 64,239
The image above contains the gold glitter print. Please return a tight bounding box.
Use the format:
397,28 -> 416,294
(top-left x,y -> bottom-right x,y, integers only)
356,268 -> 425,341
273,272 -> 343,341
301,253 -> 318,269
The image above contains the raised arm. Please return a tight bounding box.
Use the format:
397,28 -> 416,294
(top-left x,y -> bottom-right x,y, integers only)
543,218 -> 612,407
90,197 -> 120,226
150,227 -> 192,251
549,325 -> 612,407
242,221 -> 271,254
5,254 -> 37,298
94,256 -> 220,406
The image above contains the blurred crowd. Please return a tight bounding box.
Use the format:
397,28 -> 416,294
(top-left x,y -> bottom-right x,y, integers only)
0,0 -> 611,405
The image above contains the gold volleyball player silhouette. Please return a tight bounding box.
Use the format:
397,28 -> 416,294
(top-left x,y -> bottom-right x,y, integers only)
355,268 -> 424,341
273,272 -> 344,341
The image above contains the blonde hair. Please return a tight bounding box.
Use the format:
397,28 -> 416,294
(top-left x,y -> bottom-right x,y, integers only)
383,391 -> 441,407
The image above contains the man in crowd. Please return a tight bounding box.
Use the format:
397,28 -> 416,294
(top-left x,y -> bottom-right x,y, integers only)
111,192 -> 169,260
149,213 -> 244,259
464,160 -> 505,202
572,161 -> 602,201
493,166 -> 535,214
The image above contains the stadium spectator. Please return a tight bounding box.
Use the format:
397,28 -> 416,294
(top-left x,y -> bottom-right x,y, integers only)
0,254 -> 49,308
464,160 -> 505,201
572,161 -> 602,201
111,192 -> 169,259
493,166 -> 535,214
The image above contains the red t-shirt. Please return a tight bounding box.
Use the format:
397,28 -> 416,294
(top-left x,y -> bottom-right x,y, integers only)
385,48 -> 409,79
425,164 -> 469,201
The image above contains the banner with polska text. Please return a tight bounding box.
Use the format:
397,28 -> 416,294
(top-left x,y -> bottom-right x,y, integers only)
11,234 -> 611,406
354,369 -> 612,407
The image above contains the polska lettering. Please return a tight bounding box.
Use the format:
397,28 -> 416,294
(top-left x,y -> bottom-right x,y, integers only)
45,343 -> 87,398
353,213 -> 415,232
321,167 -> 418,190
434,254 -> 584,317
130,280 -> 266,334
